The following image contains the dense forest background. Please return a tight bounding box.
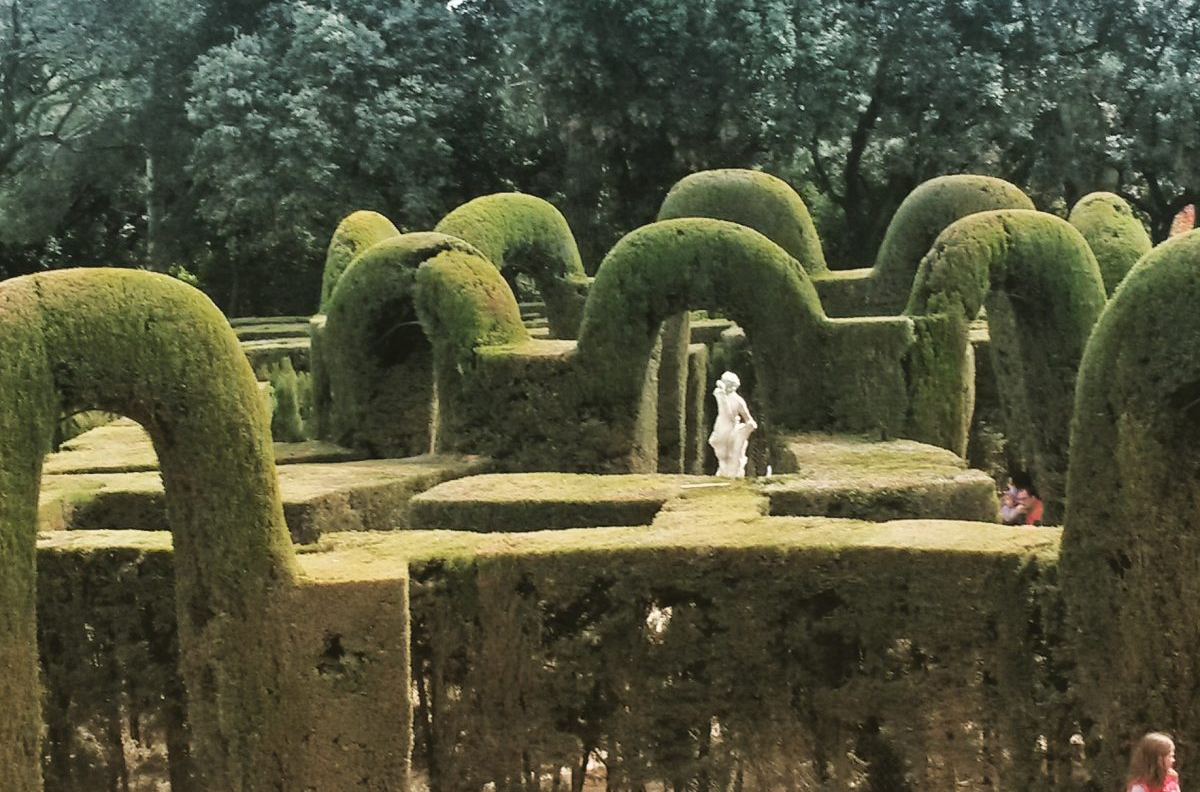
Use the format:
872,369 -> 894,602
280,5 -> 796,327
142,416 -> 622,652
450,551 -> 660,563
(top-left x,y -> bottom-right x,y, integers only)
1,0 -> 1197,315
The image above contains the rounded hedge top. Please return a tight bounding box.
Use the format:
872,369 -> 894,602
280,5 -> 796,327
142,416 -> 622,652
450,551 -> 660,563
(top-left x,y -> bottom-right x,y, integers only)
414,246 -> 530,367
656,169 -> 828,274
577,218 -> 826,422
1068,191 -> 1152,295
435,193 -> 589,337
436,193 -> 585,276
0,268 -> 297,790
320,210 -> 401,311
906,209 -> 1103,320
1061,229 -> 1200,780
873,175 -> 1035,311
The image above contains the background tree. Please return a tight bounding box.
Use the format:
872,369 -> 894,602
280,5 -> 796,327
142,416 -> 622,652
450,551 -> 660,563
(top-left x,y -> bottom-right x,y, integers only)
2,0 -> 1199,310
1017,0 -> 1200,238
186,0 -> 480,314
507,0 -> 800,267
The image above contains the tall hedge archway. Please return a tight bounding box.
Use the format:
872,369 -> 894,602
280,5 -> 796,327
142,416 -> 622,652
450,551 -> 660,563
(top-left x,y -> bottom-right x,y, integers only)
0,269 -> 297,791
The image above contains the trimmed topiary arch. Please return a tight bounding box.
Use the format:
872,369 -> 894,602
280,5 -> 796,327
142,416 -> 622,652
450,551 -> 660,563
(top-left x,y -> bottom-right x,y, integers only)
656,169 -> 829,274
654,170 -> 830,471
435,192 -> 590,338
906,209 -> 1108,522
321,232 -> 487,455
575,219 -> 828,442
1060,230 -> 1200,781
1068,191 -> 1153,296
868,175 -> 1036,314
0,269 -> 298,791
417,218 -> 946,471
318,210 -> 401,312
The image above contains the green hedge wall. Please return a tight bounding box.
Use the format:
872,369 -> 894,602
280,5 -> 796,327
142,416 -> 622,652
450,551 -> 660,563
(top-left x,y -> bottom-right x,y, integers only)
436,193 -> 591,338
37,533 -> 188,791
400,513 -> 1065,792
33,510 -> 1075,791
1068,191 -> 1153,296
0,269 -> 297,790
906,210 -> 1107,522
1060,230 -> 1200,782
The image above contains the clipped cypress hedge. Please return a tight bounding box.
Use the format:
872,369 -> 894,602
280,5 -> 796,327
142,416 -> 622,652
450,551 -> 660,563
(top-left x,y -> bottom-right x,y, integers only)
435,193 -> 591,339
656,169 -> 829,274
319,210 -> 401,312
37,532 -> 188,790
0,269 -> 299,790
33,504 -> 1073,790
815,175 -> 1035,317
321,232 -> 485,456
1060,230 -> 1200,781
1068,191 -> 1153,295
396,512 -> 1064,792
416,217 -> 973,470
906,210 -> 1107,523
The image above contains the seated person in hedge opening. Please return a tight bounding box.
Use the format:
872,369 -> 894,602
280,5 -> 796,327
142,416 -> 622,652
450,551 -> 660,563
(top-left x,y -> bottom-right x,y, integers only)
1127,731 -> 1180,792
1016,484 -> 1043,525
999,476 -> 1020,523
1001,472 -> 1042,525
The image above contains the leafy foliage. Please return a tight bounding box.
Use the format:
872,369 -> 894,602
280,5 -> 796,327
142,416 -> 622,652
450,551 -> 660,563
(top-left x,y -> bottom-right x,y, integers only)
2,0 -> 1199,311
186,1 -> 470,314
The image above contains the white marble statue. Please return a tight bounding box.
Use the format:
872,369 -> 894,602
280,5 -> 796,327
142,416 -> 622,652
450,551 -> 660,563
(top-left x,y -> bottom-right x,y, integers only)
708,371 -> 757,477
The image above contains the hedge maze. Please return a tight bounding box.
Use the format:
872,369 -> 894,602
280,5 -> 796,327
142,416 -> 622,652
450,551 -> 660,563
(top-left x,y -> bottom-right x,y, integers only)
7,171 -> 1179,791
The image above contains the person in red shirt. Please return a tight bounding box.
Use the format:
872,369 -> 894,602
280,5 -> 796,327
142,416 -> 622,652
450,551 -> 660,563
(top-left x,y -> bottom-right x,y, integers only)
1127,732 -> 1181,792
1016,485 -> 1043,526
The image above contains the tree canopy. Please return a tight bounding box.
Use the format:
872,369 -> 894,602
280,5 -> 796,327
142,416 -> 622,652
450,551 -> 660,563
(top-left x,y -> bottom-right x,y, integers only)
0,0 -> 1192,314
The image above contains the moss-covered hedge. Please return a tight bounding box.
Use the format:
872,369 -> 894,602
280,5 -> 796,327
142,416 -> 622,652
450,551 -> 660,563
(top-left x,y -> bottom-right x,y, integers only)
33,504 -> 1076,791
435,193 -> 590,338
321,232 -> 485,456
319,210 -> 400,311
906,210 -> 1107,522
656,169 -> 828,274
1068,191 -> 1152,295
872,175 -> 1035,312
0,269 -> 298,790
385,516 -> 1065,792
1060,230 -> 1200,781
416,217 -> 979,470
815,175 -> 1036,317
37,528 -> 415,792
37,532 -> 188,790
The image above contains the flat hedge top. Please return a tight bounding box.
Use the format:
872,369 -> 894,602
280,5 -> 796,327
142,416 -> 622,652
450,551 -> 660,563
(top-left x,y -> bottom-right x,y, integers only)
413,472 -> 709,505
303,518 -> 1061,576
